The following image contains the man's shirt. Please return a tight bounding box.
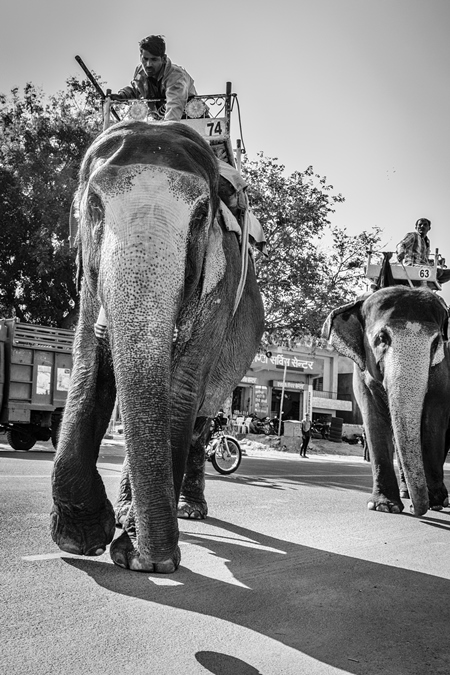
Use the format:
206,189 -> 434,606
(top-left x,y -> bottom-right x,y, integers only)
301,419 -> 311,433
117,57 -> 197,121
396,232 -> 430,265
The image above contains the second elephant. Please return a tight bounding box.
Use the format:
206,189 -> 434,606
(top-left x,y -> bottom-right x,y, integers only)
323,286 -> 450,516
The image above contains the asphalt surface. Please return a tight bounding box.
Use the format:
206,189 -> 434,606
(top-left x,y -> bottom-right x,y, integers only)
1,434 -> 450,675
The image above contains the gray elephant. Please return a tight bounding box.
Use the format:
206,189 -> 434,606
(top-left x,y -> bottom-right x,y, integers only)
51,120 -> 264,573
322,286 -> 450,516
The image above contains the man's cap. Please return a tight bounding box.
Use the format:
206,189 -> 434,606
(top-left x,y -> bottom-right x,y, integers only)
139,35 -> 166,56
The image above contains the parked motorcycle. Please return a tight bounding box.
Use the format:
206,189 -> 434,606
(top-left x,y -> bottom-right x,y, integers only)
269,416 -> 284,436
248,414 -> 276,435
206,415 -> 242,475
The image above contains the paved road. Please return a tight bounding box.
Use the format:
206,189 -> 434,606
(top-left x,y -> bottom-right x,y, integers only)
1,437 -> 450,675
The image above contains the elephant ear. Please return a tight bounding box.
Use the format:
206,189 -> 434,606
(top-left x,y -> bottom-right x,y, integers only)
68,194 -> 83,293
322,299 -> 366,371
436,295 -> 449,342
431,298 -> 449,367
69,197 -> 79,249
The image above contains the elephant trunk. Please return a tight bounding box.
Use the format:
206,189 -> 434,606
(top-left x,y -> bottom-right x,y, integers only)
98,197 -> 192,562
385,356 -> 429,516
112,317 -> 179,561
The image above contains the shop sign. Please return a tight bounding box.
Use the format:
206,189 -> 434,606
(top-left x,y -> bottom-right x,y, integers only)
272,381 -> 305,391
254,385 -> 268,414
304,386 -> 313,417
241,376 -> 257,384
253,352 -> 315,371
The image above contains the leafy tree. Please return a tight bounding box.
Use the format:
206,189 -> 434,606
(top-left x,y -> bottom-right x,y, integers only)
0,78 -> 103,327
0,81 -> 380,335
242,153 -> 381,339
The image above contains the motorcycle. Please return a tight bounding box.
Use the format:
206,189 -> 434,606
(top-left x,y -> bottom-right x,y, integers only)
269,416 -> 284,436
205,415 -> 242,475
248,414 -> 274,435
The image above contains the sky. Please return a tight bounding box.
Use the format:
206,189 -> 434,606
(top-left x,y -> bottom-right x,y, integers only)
1,0 -> 450,303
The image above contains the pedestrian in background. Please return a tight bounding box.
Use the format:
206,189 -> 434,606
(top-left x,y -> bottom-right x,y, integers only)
300,413 -> 312,458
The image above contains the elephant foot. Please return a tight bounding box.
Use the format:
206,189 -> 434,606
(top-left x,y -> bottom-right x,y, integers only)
428,488 -> 449,511
367,493 -> 404,514
50,499 -> 116,556
110,531 -> 181,573
177,499 -> 208,520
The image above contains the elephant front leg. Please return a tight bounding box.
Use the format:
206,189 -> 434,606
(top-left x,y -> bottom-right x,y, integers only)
356,378 -> 404,513
177,417 -> 210,520
114,456 -> 132,527
422,407 -> 449,510
51,324 -> 117,555
367,439 -> 404,513
110,456 -> 182,573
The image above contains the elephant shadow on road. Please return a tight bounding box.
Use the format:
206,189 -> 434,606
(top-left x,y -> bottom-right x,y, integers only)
206,460 -> 376,496
65,516 -> 450,675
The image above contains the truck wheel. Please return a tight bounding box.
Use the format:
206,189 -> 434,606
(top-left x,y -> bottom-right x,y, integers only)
6,429 -> 36,451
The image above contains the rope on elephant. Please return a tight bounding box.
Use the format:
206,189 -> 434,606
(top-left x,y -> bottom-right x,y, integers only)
399,260 -> 415,288
232,207 -> 250,316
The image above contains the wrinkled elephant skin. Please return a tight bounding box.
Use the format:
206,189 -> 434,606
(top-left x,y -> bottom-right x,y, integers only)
51,121 -> 264,572
323,286 -> 450,516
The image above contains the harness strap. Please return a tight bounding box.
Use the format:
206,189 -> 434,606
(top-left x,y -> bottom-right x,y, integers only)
399,261 -> 415,288
232,207 -> 250,316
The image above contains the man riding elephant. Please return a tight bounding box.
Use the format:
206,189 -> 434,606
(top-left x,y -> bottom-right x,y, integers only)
111,34 -> 196,121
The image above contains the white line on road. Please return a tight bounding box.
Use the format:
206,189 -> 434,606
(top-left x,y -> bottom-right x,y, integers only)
147,577 -> 184,586
22,551 -> 96,561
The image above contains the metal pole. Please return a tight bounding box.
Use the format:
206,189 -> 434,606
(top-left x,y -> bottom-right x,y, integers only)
75,56 -> 120,121
236,138 -> 242,173
278,361 -> 287,436
225,81 -> 232,138
103,89 -> 112,130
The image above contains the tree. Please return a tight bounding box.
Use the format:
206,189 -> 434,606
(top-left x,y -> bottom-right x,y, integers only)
0,78 -> 103,327
0,81 -> 381,333
241,153 -> 381,339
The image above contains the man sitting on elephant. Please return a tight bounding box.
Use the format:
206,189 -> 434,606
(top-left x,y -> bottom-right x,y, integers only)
396,217 -> 432,266
395,217 -> 450,285
111,34 -> 196,121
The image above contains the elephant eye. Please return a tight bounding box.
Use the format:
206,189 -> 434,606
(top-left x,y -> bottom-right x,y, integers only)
87,193 -> 104,224
374,330 -> 390,348
190,198 -> 210,229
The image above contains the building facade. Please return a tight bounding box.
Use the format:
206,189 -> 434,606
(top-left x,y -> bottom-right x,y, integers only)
229,338 -> 353,423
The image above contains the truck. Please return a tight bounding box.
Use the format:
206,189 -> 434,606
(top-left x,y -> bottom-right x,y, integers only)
0,319 -> 74,450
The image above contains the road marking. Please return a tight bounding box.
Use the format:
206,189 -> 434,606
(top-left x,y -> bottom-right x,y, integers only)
0,473 -> 119,478
184,532 -> 287,554
1,475 -> 50,478
22,552 -> 95,561
147,577 -> 184,586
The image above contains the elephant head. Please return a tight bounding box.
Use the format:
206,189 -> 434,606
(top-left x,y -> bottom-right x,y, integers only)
323,286 -> 450,516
